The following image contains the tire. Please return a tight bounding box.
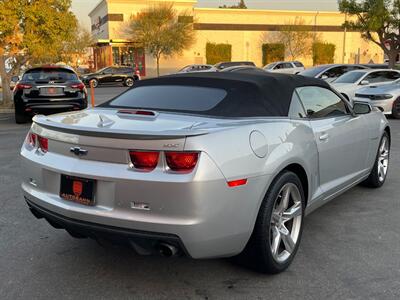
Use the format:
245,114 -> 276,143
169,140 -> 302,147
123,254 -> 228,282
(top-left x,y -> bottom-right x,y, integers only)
391,98 -> 400,119
362,132 -> 390,188
15,108 -> 27,124
124,77 -> 134,87
239,171 -> 305,274
89,78 -> 98,88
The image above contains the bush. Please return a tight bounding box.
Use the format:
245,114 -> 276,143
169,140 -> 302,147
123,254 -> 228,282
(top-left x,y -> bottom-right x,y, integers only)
312,43 -> 336,65
262,43 -> 285,66
206,43 -> 232,65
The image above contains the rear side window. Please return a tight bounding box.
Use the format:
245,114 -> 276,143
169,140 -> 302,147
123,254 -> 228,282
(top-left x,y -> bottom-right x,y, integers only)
121,67 -> 134,73
293,62 -> 304,68
108,85 -> 228,112
22,68 -> 78,82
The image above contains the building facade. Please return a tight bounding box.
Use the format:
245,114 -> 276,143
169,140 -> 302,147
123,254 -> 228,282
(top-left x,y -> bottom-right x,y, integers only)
89,0 -> 384,77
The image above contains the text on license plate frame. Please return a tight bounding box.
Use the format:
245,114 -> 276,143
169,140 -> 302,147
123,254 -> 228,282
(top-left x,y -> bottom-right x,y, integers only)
60,175 -> 95,206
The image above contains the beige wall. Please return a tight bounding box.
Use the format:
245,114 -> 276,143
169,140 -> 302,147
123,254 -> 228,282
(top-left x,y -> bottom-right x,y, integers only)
89,0 -> 384,76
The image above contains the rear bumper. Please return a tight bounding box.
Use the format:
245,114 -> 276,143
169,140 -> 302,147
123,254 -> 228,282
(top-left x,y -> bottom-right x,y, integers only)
21,147 -> 269,259
26,197 -> 189,256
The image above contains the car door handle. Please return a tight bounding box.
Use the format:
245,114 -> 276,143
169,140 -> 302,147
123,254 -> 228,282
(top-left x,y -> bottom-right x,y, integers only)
319,133 -> 329,141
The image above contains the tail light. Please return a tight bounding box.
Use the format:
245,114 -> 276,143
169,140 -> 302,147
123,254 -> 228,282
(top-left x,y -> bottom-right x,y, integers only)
70,82 -> 85,90
129,151 -> 159,171
14,83 -> 32,91
25,133 -> 48,153
38,136 -> 48,153
25,132 -> 37,148
165,152 -> 199,171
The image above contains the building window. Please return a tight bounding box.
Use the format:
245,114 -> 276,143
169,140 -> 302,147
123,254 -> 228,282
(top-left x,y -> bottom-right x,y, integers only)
112,47 -> 120,65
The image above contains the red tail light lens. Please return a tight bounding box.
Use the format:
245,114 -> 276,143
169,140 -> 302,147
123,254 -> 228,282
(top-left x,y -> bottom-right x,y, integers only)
25,132 -> 37,148
129,151 -> 159,170
14,83 -> 32,91
165,152 -> 199,171
38,136 -> 48,153
70,82 -> 85,90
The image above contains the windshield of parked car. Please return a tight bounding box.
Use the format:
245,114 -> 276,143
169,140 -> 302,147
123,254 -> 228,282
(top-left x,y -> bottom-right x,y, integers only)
334,71 -> 367,84
107,85 -> 228,112
22,68 -> 78,82
299,66 -> 329,77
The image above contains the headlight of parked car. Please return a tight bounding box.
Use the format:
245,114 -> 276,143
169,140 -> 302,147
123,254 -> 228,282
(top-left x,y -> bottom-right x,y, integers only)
373,94 -> 393,100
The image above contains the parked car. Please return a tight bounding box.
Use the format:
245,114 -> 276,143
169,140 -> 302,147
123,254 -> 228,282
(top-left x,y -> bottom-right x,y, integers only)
331,69 -> 400,100
21,72 -> 390,274
219,65 -> 262,73
177,64 -> 216,73
353,79 -> 400,118
214,61 -> 256,70
13,65 -> 87,124
299,64 -> 368,82
81,66 -> 140,88
263,61 -> 305,74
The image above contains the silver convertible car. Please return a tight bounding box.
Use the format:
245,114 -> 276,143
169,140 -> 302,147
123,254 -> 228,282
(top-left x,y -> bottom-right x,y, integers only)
21,72 -> 390,274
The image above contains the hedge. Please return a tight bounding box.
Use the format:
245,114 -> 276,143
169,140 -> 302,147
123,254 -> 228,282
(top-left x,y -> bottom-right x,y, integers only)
262,43 -> 285,66
312,42 -> 336,65
206,43 -> 232,65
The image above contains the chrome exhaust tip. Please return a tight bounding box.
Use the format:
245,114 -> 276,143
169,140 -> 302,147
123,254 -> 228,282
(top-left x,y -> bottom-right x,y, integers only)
156,243 -> 179,257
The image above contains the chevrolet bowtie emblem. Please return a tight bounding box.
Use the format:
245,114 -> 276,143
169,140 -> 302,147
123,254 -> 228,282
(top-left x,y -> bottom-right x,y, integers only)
70,147 -> 88,156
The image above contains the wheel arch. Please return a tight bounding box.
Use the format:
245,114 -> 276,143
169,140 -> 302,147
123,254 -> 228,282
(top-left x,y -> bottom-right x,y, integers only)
279,163 -> 309,207
384,126 -> 391,146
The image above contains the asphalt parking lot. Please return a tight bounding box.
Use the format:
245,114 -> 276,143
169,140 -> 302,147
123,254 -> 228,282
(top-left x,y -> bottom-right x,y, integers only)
0,87 -> 400,299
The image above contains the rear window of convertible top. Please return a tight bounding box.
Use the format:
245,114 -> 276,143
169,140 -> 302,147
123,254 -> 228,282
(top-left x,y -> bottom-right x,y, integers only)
105,85 -> 228,113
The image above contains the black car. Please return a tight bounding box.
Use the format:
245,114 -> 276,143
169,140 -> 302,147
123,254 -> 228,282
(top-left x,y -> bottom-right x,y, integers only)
214,61 -> 256,70
13,65 -> 87,124
81,66 -> 140,88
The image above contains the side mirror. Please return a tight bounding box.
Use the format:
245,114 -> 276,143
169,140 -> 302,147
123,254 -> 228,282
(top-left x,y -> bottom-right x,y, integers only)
360,80 -> 370,85
11,76 -> 19,82
353,101 -> 372,115
321,75 -> 329,80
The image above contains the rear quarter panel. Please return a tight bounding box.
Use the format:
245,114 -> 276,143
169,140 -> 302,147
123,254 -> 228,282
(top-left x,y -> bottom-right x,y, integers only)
184,118 -> 319,224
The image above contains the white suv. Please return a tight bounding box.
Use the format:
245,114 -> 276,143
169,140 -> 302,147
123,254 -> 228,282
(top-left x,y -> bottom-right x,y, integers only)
264,61 -> 305,74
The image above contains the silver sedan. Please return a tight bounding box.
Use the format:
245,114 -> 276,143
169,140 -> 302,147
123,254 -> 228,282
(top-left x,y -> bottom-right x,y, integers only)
21,72 -> 390,274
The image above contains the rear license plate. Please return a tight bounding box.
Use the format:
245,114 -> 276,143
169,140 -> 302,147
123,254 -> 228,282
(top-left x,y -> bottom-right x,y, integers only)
40,87 -> 64,96
60,175 -> 95,206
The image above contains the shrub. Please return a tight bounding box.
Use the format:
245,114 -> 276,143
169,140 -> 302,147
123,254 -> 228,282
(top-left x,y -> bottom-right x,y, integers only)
312,42 -> 336,65
206,43 -> 232,65
262,43 -> 285,66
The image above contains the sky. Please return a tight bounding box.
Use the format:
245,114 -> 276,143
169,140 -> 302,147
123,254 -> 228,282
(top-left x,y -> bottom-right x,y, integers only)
71,0 -> 339,30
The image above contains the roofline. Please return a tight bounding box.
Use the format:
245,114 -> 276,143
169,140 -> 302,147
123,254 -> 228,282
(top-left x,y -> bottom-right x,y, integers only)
194,7 -> 341,16
89,0 -> 106,18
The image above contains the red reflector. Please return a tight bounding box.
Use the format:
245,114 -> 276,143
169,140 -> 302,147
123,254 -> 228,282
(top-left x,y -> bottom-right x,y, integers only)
227,179 -> 247,187
129,151 -> 159,170
25,132 -> 37,147
165,152 -> 199,171
38,136 -> 48,153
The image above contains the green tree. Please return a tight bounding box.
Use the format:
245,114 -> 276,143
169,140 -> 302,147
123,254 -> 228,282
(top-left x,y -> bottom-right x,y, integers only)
339,0 -> 400,68
62,25 -> 95,66
277,18 -> 314,61
262,43 -> 285,65
126,4 -> 195,76
0,0 -> 77,107
219,0 -> 247,9
206,43 -> 232,64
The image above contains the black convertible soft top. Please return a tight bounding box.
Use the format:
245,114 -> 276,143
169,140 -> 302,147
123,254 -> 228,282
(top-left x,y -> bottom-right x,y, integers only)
102,71 -> 331,117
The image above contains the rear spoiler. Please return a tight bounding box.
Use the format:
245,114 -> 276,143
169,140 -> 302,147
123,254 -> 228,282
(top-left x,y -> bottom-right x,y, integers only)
32,116 -> 209,140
